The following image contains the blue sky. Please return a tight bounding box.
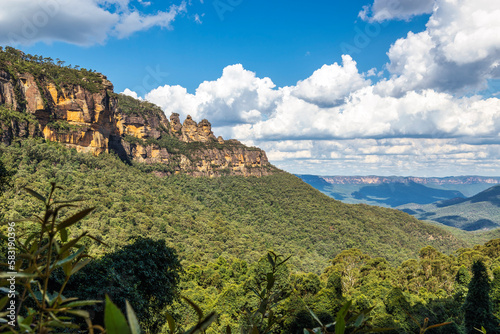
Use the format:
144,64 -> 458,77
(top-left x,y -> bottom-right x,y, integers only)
1,0 -> 500,176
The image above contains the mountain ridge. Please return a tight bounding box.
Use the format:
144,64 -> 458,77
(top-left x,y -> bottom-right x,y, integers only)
0,47 -> 273,177
399,184 -> 500,231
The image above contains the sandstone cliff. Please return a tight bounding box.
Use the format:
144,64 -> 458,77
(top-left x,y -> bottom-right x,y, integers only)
0,48 -> 273,177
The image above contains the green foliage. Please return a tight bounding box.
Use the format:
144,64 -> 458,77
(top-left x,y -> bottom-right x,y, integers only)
0,183 -> 103,333
46,120 -> 84,133
0,139 -> 472,274
0,46 -> 105,95
239,252 -> 292,333
117,94 -> 164,118
0,106 -> 38,125
65,237 -> 182,333
305,300 -> 394,334
463,261 -> 500,334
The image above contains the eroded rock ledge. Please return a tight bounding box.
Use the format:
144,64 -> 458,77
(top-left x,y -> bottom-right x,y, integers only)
0,55 -> 274,177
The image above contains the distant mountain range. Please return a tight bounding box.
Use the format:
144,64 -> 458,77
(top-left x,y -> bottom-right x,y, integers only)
297,175 -> 500,231
297,175 -> 500,205
399,185 -> 500,231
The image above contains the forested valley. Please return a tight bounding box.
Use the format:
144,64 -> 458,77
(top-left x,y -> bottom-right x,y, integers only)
2,139 -> 500,333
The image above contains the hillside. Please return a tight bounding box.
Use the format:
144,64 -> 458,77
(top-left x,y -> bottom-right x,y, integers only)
0,47 -> 490,272
0,47 -> 272,177
0,139 -> 475,272
400,185 -> 500,231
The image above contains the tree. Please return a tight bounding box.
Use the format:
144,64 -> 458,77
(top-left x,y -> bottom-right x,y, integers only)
0,157 -> 11,195
66,237 -> 182,332
463,261 -> 500,334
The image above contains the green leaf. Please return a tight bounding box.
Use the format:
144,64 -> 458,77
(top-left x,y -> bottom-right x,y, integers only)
165,311 -> 177,334
308,308 -> 324,327
62,300 -> 102,308
0,296 -> 9,310
266,272 -> 275,290
276,255 -> 292,267
52,246 -> 85,269
66,310 -> 90,319
0,272 -> 37,279
185,312 -> 217,334
126,300 -> 141,334
335,301 -> 351,334
56,207 -> 94,231
24,187 -> 46,203
60,228 -> 68,242
105,295 -> 132,334
59,232 -> 88,254
70,258 -> 91,276
267,253 -> 275,267
182,296 -> 204,322
353,314 -> 364,327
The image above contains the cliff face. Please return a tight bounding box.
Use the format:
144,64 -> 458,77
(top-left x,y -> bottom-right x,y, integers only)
0,50 -> 273,177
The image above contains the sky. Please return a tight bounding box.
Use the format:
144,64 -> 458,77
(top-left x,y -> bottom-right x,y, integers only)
1,0 -> 500,177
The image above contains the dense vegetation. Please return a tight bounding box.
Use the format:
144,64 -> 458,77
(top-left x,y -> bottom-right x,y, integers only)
117,93 -> 166,118
0,138 -> 474,271
0,46 -> 106,102
2,140 -> 500,333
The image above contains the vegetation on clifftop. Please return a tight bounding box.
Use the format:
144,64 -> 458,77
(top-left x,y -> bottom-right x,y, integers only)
0,46 -> 106,96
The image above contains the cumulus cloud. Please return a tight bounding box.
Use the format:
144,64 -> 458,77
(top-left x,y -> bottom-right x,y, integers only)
144,64 -> 280,126
376,0 -> 500,95
121,0 -> 500,175
359,0 -> 434,22
0,0 -> 187,45
291,55 -> 371,108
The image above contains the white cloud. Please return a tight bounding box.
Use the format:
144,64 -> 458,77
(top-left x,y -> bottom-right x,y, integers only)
0,0 -> 187,45
144,64 -> 280,126
291,55 -> 371,107
113,2 -> 187,38
123,0 -> 500,176
359,0 -> 434,22
377,0 -> 500,95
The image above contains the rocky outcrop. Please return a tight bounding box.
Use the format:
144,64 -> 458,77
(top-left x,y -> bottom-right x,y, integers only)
0,53 -> 274,177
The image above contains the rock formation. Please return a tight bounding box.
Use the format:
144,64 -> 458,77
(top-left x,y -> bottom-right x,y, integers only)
0,49 -> 274,177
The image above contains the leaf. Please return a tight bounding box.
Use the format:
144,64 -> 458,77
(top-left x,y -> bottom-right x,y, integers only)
52,246 -> 85,269
0,296 -> 8,310
59,232 -> 88,254
276,255 -> 292,267
182,296 -> 204,322
61,300 -> 102,308
104,295 -> 131,334
165,311 -> 177,334
353,314 -> 364,327
308,309 -> 324,327
24,187 -> 46,203
70,258 -> 92,276
66,310 -> 90,319
266,272 -> 275,290
426,322 -> 452,330
0,272 -> 37,279
60,228 -> 68,242
126,300 -> 141,334
335,301 -> 352,334
56,207 -> 94,231
267,253 -> 275,267
185,312 -> 217,334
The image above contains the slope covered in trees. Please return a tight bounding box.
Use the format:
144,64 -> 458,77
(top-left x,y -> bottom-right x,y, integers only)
0,138 -> 483,272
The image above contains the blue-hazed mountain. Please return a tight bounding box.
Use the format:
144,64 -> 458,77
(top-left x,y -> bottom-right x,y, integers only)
295,174 -> 500,207
399,185 -> 500,231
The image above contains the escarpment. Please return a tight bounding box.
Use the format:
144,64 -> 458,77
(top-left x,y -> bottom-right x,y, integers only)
0,47 -> 274,177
